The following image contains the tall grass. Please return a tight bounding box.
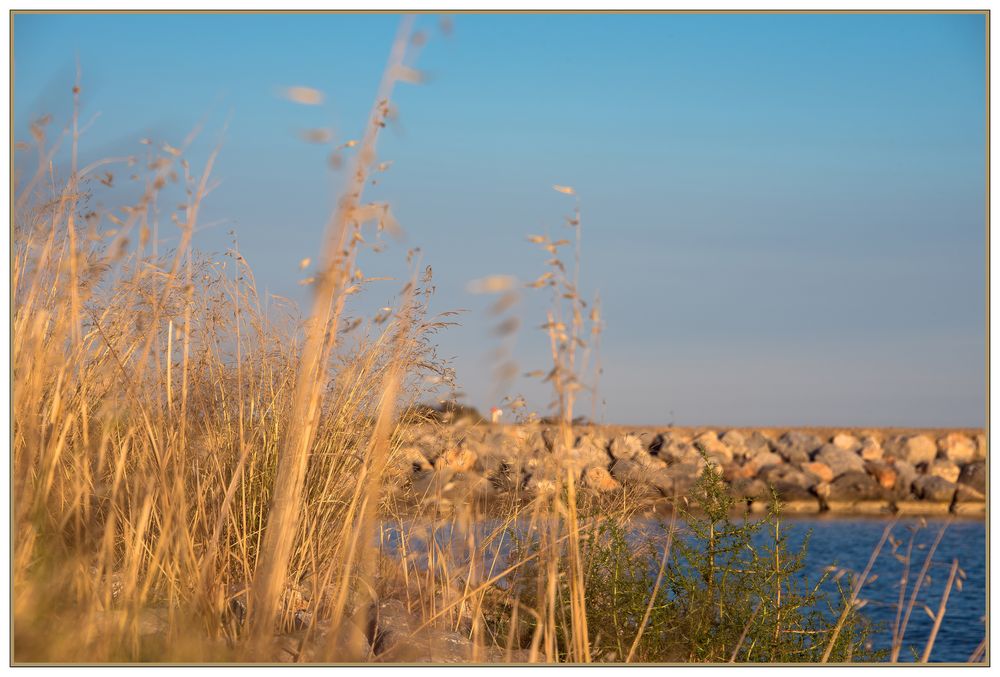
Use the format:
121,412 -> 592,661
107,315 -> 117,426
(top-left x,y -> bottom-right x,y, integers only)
12,16 -> 446,662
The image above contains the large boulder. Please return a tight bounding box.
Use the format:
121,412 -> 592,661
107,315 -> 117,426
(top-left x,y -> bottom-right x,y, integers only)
761,464 -> 817,492
859,437 -> 884,461
864,460 -> 898,491
813,444 -> 866,478
912,475 -> 957,503
720,429 -> 746,449
583,465 -> 621,492
693,431 -> 733,463
747,448 -> 784,472
958,460 -> 986,494
887,435 -> 938,465
825,471 -> 888,504
926,458 -> 960,485
832,433 -> 862,453
775,431 -> 824,464
609,434 -> 647,461
745,431 -> 774,455
731,477 -> 769,500
436,447 -> 478,473
891,459 -> 919,498
801,461 -> 834,484
938,433 -> 977,464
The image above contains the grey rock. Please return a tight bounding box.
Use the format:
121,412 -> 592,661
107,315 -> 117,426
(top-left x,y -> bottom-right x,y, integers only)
912,475 -> 957,503
775,431 -> 824,464
748,449 -> 784,471
886,435 -> 938,465
825,471 -> 887,503
813,444 -> 866,478
760,464 -> 817,492
958,460 -> 986,494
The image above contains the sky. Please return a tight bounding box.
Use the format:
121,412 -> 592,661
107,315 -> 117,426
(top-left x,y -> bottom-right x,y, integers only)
13,12 -> 987,427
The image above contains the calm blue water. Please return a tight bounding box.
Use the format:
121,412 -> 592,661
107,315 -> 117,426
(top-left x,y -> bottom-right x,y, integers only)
379,516 -> 985,663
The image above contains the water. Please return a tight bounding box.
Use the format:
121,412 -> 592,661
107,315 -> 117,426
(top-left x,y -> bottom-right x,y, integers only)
771,516 -> 986,663
379,515 -> 985,663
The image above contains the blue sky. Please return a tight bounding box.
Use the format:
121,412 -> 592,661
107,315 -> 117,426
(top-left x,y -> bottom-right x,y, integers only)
13,12 -> 987,427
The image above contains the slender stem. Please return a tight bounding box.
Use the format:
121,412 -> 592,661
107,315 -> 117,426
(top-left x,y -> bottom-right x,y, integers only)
920,558 -> 960,663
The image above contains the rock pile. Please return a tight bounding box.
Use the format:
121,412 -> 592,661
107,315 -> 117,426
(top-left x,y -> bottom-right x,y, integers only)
392,425 -> 986,517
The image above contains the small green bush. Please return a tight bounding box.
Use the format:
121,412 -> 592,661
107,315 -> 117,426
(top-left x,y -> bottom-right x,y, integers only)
486,455 -> 883,663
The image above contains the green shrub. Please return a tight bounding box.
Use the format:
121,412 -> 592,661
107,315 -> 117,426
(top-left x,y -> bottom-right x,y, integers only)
485,455 -> 883,663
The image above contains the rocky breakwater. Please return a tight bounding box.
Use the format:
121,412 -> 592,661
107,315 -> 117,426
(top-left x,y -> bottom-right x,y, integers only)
392,425 -> 986,517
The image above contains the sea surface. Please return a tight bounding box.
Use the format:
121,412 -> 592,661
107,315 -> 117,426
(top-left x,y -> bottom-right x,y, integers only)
379,515 -> 986,663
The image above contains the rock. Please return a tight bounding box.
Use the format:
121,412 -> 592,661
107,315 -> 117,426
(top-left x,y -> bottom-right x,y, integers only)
892,459 -> 918,497
958,460 -> 986,494
912,475 -> 956,503
864,460 -> 898,491
395,447 -> 434,480
975,433 -> 987,460
720,429 -> 746,447
569,435 -> 612,473
719,430 -> 747,458
859,437 -> 883,461
813,444 -> 866,478
659,461 -> 702,497
926,459 -> 960,485
609,433 -> 645,460
801,461 -> 834,484
722,461 -> 758,482
938,433 -> 976,464
825,471 -> 886,504
832,433 -> 861,453
436,447 -> 477,473
761,464 -> 816,492
953,482 -> 985,503
693,431 -> 732,462
896,435 -> 938,465
747,449 -> 784,471
731,478 -> 769,500
583,465 -> 620,492
775,431 -> 824,464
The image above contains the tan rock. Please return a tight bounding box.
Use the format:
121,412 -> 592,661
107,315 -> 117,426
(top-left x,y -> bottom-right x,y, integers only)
865,460 -> 898,491
436,447 -> 477,473
938,433 -> 976,464
902,435 -> 938,465
859,437 -> 883,461
832,433 -> 861,452
694,431 -> 732,462
927,458 -> 960,484
801,461 -> 834,484
975,433 -> 987,460
583,465 -> 620,492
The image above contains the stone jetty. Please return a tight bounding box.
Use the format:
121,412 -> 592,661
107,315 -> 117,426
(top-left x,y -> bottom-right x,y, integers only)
392,424 -> 986,517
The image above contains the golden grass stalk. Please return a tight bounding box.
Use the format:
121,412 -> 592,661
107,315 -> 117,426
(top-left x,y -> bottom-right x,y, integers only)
247,14 -> 417,642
